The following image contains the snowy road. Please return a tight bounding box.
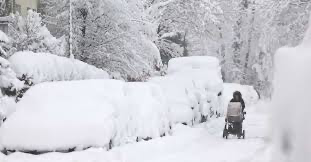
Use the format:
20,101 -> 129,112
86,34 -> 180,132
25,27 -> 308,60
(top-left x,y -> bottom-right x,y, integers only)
2,102 -> 270,162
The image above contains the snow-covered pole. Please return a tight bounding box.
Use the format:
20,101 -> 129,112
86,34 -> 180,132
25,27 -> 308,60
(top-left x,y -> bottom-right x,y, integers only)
69,0 -> 74,59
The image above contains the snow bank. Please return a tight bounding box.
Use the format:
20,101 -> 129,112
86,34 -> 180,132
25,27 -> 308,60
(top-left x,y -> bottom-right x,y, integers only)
150,56 -> 223,125
223,83 -> 259,107
271,31 -> 311,161
0,80 -> 170,152
9,52 -> 109,84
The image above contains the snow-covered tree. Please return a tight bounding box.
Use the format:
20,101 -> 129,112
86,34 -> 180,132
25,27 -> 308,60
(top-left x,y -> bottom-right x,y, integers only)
37,0 -> 311,97
145,0 -> 223,65
41,0 -> 162,80
0,31 -> 23,97
8,10 -> 66,57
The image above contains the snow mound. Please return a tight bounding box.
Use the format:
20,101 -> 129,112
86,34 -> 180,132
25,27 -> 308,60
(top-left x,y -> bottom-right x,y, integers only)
223,83 -> 259,107
114,82 -> 170,145
271,34 -> 311,161
9,52 -> 109,84
150,76 -> 196,124
0,80 -> 170,152
150,56 -> 223,125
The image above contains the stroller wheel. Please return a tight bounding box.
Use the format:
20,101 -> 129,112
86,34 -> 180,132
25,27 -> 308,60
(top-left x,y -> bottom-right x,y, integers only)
223,129 -> 227,138
242,130 -> 245,139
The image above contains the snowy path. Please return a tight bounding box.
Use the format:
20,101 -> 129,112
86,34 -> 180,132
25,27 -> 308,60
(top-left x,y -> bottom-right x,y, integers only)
2,103 -> 270,162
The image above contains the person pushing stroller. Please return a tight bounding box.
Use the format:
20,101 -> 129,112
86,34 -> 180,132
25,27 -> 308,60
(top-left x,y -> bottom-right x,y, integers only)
223,91 -> 246,139
230,91 -> 245,117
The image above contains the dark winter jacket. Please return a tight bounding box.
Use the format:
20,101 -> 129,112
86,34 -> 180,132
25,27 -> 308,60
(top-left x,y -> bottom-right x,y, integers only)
230,91 -> 245,112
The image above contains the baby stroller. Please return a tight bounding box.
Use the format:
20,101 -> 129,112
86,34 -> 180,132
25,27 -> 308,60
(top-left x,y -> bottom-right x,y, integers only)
223,102 -> 246,139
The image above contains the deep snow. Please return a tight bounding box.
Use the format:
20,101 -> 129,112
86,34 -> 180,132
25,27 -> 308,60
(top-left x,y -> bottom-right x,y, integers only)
9,52 -> 109,84
0,101 -> 270,162
270,24 -> 311,162
149,56 -> 223,125
0,80 -> 170,152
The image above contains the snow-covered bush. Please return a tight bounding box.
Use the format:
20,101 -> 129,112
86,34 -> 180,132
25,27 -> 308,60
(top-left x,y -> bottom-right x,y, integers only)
0,96 -> 16,119
270,21 -> 311,162
0,31 -> 22,121
0,57 -> 23,93
156,32 -> 184,65
8,10 -> 66,57
0,80 -> 170,152
149,56 -> 223,125
222,83 -> 259,107
9,51 -> 109,84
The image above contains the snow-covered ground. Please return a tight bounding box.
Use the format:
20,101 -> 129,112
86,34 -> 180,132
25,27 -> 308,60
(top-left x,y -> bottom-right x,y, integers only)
0,101 -> 270,162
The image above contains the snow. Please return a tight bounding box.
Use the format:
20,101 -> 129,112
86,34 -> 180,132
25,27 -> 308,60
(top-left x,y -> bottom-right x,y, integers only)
150,76 -> 196,124
114,82 -> 170,145
167,56 -> 220,75
1,102 -> 269,162
160,32 -> 178,38
270,30 -> 311,162
0,97 -> 16,118
0,80 -> 170,152
8,52 -> 109,84
0,30 -> 9,43
149,56 -> 223,125
222,83 -> 259,107
0,57 -> 23,89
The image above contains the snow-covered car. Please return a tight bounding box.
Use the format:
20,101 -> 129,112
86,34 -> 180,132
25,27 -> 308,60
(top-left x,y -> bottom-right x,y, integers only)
149,56 -> 224,125
0,80 -> 170,153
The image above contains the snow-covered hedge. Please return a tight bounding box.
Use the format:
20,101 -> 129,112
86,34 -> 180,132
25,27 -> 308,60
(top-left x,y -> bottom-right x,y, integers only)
149,56 -> 223,125
222,83 -> 259,107
9,52 -> 109,84
0,80 -> 170,152
271,27 -> 311,162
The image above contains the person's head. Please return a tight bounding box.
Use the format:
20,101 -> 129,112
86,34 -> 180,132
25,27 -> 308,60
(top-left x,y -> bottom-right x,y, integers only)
233,91 -> 241,100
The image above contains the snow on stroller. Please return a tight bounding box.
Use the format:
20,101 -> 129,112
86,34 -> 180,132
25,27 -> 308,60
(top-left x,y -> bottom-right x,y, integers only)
223,102 -> 246,139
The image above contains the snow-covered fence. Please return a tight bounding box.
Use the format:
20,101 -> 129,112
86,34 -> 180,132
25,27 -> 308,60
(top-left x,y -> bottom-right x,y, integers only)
0,80 -> 170,153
